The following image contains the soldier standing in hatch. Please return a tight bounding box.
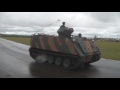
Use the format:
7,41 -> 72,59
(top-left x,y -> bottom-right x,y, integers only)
57,22 -> 67,36
60,22 -> 65,27
57,22 -> 65,35
57,22 -> 74,37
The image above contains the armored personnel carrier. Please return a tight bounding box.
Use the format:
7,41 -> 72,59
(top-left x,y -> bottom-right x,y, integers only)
29,22 -> 101,70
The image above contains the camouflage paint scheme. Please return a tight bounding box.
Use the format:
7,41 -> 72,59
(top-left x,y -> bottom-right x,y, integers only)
30,34 -> 101,63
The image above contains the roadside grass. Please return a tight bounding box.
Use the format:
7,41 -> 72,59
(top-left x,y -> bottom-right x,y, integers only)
1,37 -> 120,60
1,37 -> 30,45
95,41 -> 120,60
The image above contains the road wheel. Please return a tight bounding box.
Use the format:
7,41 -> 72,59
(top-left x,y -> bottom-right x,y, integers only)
63,59 -> 71,68
55,57 -> 62,66
72,58 -> 79,66
30,51 -> 37,59
47,56 -> 54,64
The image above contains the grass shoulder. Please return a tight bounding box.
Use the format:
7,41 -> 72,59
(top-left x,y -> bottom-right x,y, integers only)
95,41 -> 120,60
1,37 -> 30,45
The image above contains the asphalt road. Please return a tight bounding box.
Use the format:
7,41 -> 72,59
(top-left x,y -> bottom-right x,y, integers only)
0,38 -> 120,78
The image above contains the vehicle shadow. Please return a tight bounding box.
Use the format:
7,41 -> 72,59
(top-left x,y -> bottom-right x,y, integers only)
29,62 -> 100,78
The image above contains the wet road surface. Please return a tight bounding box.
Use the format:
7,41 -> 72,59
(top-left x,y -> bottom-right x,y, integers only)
0,38 -> 120,78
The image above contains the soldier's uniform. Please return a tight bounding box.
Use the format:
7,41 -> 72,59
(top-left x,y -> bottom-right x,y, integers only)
57,22 -> 74,37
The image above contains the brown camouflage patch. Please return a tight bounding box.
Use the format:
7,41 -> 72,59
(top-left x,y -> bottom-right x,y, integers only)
48,37 -> 58,52
39,36 -> 46,49
84,40 -> 93,62
35,42 -> 39,49
56,37 -> 62,46
65,38 -> 77,55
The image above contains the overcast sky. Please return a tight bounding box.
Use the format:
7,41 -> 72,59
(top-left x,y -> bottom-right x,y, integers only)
0,12 -> 120,38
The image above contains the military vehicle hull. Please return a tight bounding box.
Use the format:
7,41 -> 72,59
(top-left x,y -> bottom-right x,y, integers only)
29,34 -> 101,70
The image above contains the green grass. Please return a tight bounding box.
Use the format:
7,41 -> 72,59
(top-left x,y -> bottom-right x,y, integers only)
95,41 -> 120,60
1,37 -> 30,45
1,37 -> 120,60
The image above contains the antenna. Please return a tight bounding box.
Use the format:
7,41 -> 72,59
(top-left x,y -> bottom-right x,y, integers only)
35,19 -> 61,34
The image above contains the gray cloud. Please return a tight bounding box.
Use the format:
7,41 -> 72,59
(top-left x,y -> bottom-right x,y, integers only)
89,12 -> 120,23
0,12 -> 120,38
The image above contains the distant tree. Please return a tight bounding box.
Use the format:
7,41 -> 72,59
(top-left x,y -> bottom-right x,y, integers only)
94,35 -> 97,40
